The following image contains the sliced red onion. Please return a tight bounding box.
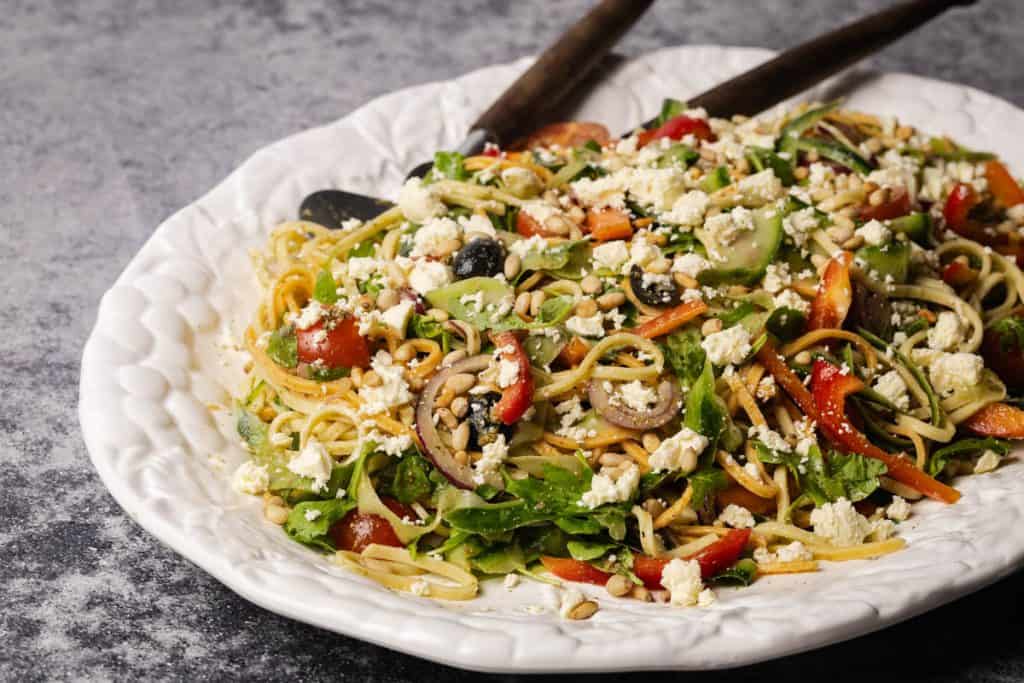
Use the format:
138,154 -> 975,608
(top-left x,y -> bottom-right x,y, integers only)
415,354 -> 499,490
588,379 -> 681,431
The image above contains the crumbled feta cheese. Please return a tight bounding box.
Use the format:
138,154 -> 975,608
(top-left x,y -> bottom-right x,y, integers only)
748,424 -> 790,452
756,375 -> 776,401
872,370 -> 911,412
231,461 -> 270,495
380,300 -> 414,337
855,219 -> 891,247
762,263 -> 791,294
592,240 -> 631,272
627,235 -> 662,270
287,439 -> 334,492
520,199 -> 563,227
570,172 -> 628,210
662,189 -> 710,226
794,418 -> 817,456
782,207 -> 819,247
869,519 -> 897,542
928,352 -> 984,396
397,177 -> 445,223
809,498 -> 873,547
474,434 -> 509,485
717,503 -> 755,529
363,429 -> 413,457
926,311 -> 963,351
580,463 -> 640,509
359,351 -> 413,414
776,541 -> 813,563
648,427 -> 707,473
407,260 -> 453,295
496,354 -> 520,389
807,163 -> 835,193
555,396 -> 589,440
697,588 -> 716,608
672,252 -> 711,279
773,289 -> 810,314
610,380 -> 657,412
566,313 -> 605,338
615,135 -> 638,155
660,558 -> 706,607
886,496 -> 911,522
558,586 -> 587,618
293,300 -> 325,330
701,324 -> 752,366
509,234 -> 548,258
503,573 -> 520,590
704,207 -> 755,250
410,217 -> 461,258
975,449 -> 1001,474
737,169 -> 783,205
457,213 -> 497,238
626,167 -> 686,211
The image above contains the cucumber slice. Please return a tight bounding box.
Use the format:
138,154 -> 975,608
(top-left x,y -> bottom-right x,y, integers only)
697,205 -> 784,286
746,147 -> 795,186
792,138 -> 873,175
855,241 -> 912,283
701,165 -> 732,193
657,143 -> 699,169
888,212 -> 932,246
777,102 -> 839,151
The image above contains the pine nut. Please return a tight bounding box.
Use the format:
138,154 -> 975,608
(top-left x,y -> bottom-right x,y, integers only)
543,215 -> 572,236
596,291 -> 626,310
701,318 -> 723,336
406,374 -> 426,391
393,342 -> 417,363
362,370 -> 381,388
630,585 -> 652,602
451,396 -> 469,418
427,308 -> 449,322
454,450 -> 469,466
580,274 -> 602,294
436,407 -> 458,430
376,288 -> 399,311
575,298 -> 598,317
642,433 -> 661,453
599,452 -> 627,467
451,422 -> 470,452
530,290 -> 547,317
259,406 -> 276,421
825,222 -> 854,244
865,138 -> 883,154
568,206 -> 586,224
606,574 -> 633,598
515,291 -> 532,317
794,351 -> 812,365
399,405 -> 415,425
436,387 -> 455,409
868,188 -> 888,206
567,600 -> 599,620
504,254 -> 521,280
437,238 -> 462,258
673,271 -> 698,289
443,349 -> 467,367
842,234 -> 865,250
264,504 -> 289,525
896,124 -> 913,140
793,166 -> 809,180
648,258 -> 671,274
445,373 -> 476,395
805,149 -> 820,162
350,366 -> 364,388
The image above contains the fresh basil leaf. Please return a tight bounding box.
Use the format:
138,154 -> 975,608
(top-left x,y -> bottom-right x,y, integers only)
284,498 -> 356,551
390,455 -> 434,504
266,325 -> 297,368
313,269 -> 338,304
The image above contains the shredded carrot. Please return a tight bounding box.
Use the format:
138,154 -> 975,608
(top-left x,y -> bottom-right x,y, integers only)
586,209 -> 633,241
634,300 -> 707,339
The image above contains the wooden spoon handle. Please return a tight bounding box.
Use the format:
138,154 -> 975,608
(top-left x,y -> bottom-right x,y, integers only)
688,0 -> 976,118
470,0 -> 654,148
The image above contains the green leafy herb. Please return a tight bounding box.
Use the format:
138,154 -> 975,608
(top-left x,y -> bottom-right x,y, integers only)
390,455 -> 434,504
684,360 -> 728,451
313,269 -> 338,304
432,150 -> 469,181
471,544 -> 526,574
710,558 -> 757,586
661,328 -> 706,390
766,307 -> 807,341
717,301 -> 756,328
800,445 -> 886,505
653,98 -> 686,127
928,438 -> 1010,477
567,539 -> 617,562
309,365 -> 349,382
991,316 -> 1024,352
687,467 -> 729,509
657,144 -> 699,170
409,313 -> 451,352
266,325 -> 298,368
746,147 -> 793,185
283,498 -> 357,551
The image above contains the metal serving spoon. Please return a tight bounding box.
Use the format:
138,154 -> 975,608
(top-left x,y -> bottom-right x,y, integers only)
302,0 -> 976,227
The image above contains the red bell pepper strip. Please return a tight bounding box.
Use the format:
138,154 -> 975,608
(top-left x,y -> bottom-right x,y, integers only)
963,402 -> 1024,439
807,251 -> 853,331
941,260 -> 978,287
811,359 -> 960,503
859,187 -> 911,222
636,115 -> 715,148
541,529 -> 752,591
491,332 -> 534,425
633,299 -> 708,339
943,182 -> 982,235
985,160 -> 1024,208
756,340 -> 819,419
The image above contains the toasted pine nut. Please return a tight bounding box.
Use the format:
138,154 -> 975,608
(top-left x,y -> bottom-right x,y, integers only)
630,585 -> 652,602
794,351 -> 812,365
530,290 -> 547,316
567,600 -> 599,620
445,373 -> 476,395
376,288 -> 399,311
264,504 -> 289,525
599,452 -> 627,467
673,271 -> 698,289
596,291 -> 626,310
580,274 -> 602,294
544,215 -> 572,236
868,188 -> 888,206
454,450 -> 469,466
436,407 -> 458,430
515,291 -> 532,317
701,318 -> 723,336
575,298 -> 598,317
436,387 -> 455,409
896,124 -> 914,140
793,166 -> 809,180
451,422 -> 470,452
606,574 -> 633,598
504,254 -> 521,280
350,366 -> 364,388
362,370 -> 381,388
451,395 -> 469,418
399,405 -> 415,425
642,433 -> 661,453
648,258 -> 671,274
568,206 -> 586,224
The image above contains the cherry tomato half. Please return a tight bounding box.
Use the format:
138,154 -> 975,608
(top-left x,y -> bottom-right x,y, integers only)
296,315 -> 370,369
329,498 -> 416,553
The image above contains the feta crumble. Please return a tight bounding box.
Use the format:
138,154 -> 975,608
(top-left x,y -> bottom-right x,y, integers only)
660,558 -> 708,607
872,370 -> 911,412
286,438 -> 334,492
717,504 -> 755,529
926,311 -> 963,351
809,498 -> 873,547
231,461 -> 270,495
701,324 -> 752,366
581,463 -> 640,509
648,426 -> 707,474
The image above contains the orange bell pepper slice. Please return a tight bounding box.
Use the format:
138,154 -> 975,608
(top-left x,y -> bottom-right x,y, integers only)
807,251 -> 853,331
633,299 -> 707,339
585,209 -> 633,241
985,160 -> 1024,208
963,402 -> 1024,439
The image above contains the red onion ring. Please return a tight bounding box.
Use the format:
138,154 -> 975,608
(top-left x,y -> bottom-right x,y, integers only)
587,379 -> 681,431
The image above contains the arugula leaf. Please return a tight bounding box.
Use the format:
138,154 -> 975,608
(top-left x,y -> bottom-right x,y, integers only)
266,325 -> 297,368
746,147 -> 793,185
432,150 -> 469,181
283,498 -> 356,551
687,467 -> 729,510
657,143 -> 699,170
567,539 -> 617,561
684,360 -> 728,449
309,364 -> 349,382
348,238 -> 378,258
313,269 -> 338,304
717,301 -> 756,328
389,455 -> 434,504
653,98 -> 686,127
928,438 -> 1010,476
506,462 -> 594,512
766,307 -> 807,342
535,296 -> 575,326
800,445 -> 886,505
471,543 -> 526,574
409,313 -> 451,352
710,558 -> 757,586
661,328 -> 707,390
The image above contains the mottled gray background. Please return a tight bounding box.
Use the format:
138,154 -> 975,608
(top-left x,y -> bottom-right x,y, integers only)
4,1 -> 1024,681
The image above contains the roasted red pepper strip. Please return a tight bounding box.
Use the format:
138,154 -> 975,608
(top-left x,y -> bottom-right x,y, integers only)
985,160 -> 1024,208
756,340 -> 819,419
636,115 -> 715,148
943,182 -> 982,235
859,186 -> 911,222
634,299 -> 708,339
542,530 -> 752,591
807,251 -> 853,331
963,402 -> 1024,439
941,260 -> 978,287
811,359 -> 960,503
491,331 -> 534,425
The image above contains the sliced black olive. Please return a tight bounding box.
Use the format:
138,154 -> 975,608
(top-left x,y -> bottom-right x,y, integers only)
466,392 -> 513,450
629,265 -> 680,307
298,190 -> 392,230
845,279 -> 893,340
452,237 -> 504,279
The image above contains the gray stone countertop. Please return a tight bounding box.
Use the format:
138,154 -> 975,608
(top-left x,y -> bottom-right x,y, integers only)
4,1 -> 1024,680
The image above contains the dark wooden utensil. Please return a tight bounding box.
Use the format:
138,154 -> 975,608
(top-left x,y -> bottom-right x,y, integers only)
307,0 -> 977,225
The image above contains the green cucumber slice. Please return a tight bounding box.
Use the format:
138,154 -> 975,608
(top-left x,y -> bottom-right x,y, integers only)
792,138 -> 873,175
697,205 -> 784,286
888,212 -> 932,246
701,165 -> 732,193
855,241 -> 912,283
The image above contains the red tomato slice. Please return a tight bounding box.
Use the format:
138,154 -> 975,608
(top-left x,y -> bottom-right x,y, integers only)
540,556 -> 613,586
985,160 -> 1024,208
491,332 -> 534,425
636,115 -> 715,148
329,498 -> 415,553
296,316 -> 370,369
518,121 -> 611,150
943,182 -> 981,233
941,260 -> 978,287
859,186 -> 911,221
807,251 -> 853,331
